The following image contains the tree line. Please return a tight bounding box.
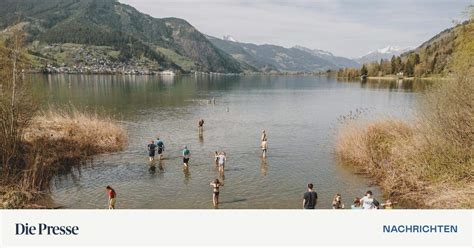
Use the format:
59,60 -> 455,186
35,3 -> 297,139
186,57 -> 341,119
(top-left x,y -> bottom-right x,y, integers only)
336,21 -> 463,79
337,53 -> 435,78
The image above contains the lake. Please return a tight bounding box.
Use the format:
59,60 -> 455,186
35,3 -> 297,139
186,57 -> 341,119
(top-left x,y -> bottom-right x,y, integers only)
29,74 -> 420,209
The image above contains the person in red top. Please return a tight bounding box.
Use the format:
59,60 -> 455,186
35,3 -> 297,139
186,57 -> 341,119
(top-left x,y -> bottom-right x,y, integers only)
106,185 -> 116,209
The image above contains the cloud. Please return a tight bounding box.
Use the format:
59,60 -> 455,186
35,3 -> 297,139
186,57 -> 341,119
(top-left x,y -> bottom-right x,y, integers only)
119,0 -> 471,57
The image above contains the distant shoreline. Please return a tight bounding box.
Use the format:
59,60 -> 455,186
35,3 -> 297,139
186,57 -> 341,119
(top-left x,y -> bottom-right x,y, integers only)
24,70 -> 452,80
367,76 -> 450,80
24,70 -> 329,76
336,75 -> 450,81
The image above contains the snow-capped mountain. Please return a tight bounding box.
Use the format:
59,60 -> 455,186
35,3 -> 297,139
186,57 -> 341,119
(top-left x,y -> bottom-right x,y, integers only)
223,35 -> 237,42
357,45 -> 412,64
293,45 -> 334,57
293,45 -> 359,68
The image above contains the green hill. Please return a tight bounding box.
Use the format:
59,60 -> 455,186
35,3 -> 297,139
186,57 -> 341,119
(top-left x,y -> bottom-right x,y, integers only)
337,20 -> 472,78
0,0 -> 242,73
400,21 -> 471,76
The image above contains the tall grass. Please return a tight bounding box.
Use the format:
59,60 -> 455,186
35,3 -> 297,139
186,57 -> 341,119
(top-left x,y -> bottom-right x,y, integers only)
336,75 -> 473,208
18,109 -> 127,192
1,109 -> 127,208
26,109 -> 127,155
336,18 -> 474,208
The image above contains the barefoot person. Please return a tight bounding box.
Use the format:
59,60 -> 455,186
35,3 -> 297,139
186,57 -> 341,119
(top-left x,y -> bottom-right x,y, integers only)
210,179 -> 223,207
147,140 -> 157,162
156,137 -> 165,160
106,186 -> 116,209
332,193 -> 345,209
182,146 -> 191,167
261,138 -> 268,158
217,152 -> 226,174
303,183 -> 318,209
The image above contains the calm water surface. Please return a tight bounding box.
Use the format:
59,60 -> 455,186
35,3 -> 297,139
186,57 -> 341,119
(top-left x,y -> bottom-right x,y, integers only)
29,74 -> 420,209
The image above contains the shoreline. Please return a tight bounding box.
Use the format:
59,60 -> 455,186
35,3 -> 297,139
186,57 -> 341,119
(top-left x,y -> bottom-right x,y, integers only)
24,71 -> 452,79
336,75 -> 450,81
367,76 -> 450,80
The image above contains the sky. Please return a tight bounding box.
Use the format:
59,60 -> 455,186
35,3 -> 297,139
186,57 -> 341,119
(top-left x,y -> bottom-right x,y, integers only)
119,0 -> 472,58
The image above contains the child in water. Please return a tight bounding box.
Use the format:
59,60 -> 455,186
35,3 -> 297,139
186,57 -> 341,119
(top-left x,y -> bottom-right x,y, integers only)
210,179 -> 223,207
106,185 -> 116,209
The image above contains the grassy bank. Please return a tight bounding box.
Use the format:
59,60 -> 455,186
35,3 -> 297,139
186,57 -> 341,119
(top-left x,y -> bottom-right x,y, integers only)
1,109 -> 127,209
336,74 -> 473,209
335,15 -> 473,209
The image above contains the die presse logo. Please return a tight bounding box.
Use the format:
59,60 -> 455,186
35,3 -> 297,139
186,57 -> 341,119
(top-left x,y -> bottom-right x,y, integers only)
15,223 -> 79,236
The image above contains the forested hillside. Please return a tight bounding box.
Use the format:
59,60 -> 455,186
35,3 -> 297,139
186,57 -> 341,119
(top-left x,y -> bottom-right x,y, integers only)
0,0 -> 242,73
337,20 -> 471,78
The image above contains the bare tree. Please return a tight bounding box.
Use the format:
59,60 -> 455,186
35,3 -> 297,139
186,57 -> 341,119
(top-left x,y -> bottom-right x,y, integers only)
0,29 -> 36,184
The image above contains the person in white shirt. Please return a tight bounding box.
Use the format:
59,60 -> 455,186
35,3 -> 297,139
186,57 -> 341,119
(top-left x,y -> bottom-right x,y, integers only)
217,152 -> 226,174
360,190 -> 379,209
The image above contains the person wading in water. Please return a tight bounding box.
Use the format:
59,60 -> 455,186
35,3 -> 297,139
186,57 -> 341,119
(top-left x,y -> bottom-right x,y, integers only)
303,183 -> 318,209
156,137 -> 165,160
182,146 -> 191,167
198,119 -> 204,134
147,140 -> 157,162
106,186 -> 117,209
210,179 -> 223,208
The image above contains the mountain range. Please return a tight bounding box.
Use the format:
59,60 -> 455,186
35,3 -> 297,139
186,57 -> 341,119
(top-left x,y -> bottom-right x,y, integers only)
0,0 -> 364,73
0,0 -> 457,74
208,36 -> 360,72
356,45 -> 412,64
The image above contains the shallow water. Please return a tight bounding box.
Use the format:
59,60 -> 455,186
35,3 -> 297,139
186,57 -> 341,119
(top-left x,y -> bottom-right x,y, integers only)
29,74 -> 419,209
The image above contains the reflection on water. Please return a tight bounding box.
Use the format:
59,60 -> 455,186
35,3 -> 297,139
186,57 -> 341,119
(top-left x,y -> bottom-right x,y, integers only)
26,74 -> 425,209
260,158 -> 269,177
337,77 -> 434,92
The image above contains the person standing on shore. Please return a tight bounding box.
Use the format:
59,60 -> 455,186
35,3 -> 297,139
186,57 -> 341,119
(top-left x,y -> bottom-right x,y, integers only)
303,183 -> 318,209
156,137 -> 165,160
332,193 -> 345,209
210,179 -> 223,207
360,190 -> 379,210
261,138 -> 268,158
351,197 -> 363,209
106,186 -> 116,209
147,140 -> 157,162
182,146 -> 191,167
